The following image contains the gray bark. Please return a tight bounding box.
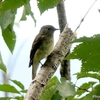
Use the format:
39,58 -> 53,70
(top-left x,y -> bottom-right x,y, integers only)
57,0 -> 71,80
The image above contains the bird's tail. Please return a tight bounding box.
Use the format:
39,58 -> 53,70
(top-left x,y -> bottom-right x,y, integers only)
32,61 -> 39,79
29,60 -> 33,67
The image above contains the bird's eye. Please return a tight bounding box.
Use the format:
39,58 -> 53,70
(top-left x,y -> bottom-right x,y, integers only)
48,28 -> 51,30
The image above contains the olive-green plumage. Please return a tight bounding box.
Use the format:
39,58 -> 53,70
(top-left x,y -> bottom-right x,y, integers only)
29,25 -> 58,79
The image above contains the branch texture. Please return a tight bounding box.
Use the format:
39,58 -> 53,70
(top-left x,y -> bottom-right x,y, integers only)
24,25 -> 76,100
57,0 -> 67,32
57,0 -> 71,80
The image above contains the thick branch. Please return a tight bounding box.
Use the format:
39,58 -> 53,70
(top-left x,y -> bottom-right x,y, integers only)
24,25 -> 76,100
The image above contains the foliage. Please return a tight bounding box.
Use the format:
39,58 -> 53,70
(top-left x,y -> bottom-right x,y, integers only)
66,34 -> 100,100
37,0 -> 60,14
40,76 -> 59,100
67,35 -> 100,72
57,77 -> 75,98
0,0 -> 100,100
0,0 -> 60,99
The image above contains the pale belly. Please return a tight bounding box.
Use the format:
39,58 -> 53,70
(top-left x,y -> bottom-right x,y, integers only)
34,38 -> 54,61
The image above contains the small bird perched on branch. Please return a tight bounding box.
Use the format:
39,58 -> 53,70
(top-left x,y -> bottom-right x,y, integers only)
29,25 -> 58,79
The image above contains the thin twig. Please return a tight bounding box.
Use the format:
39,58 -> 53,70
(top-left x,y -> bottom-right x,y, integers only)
75,0 -> 98,32
75,85 -> 90,92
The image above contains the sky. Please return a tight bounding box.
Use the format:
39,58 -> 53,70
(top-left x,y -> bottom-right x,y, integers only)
0,0 -> 100,97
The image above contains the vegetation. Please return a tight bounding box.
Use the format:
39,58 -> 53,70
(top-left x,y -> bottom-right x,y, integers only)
0,0 -> 100,100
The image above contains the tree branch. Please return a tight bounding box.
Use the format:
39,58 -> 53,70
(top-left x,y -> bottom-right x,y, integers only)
24,25 -> 76,100
75,0 -> 97,32
57,0 -> 71,80
57,0 -> 67,32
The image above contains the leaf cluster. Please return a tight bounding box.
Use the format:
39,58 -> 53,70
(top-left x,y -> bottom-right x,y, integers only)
66,34 -> 100,100
40,77 -> 75,100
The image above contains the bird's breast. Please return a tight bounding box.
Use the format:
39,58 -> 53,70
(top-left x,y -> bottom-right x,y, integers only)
34,37 -> 54,61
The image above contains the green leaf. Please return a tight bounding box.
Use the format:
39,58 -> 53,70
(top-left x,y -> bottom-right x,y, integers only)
1,0 -> 28,14
10,79 -> 25,90
0,84 -> 20,94
57,77 -> 75,98
0,9 -> 16,30
20,89 -> 27,93
67,96 -> 78,100
0,2 -> 2,12
0,53 -> 6,73
2,24 -> 16,53
40,76 -> 59,100
0,97 -> 11,100
0,96 -> 24,100
20,3 -> 36,24
67,34 -> 100,72
76,72 -> 100,81
76,82 -> 96,97
85,84 -> 100,100
20,6 -> 27,21
51,91 -> 62,100
83,93 -> 93,100
81,54 -> 100,72
14,96 -> 24,100
37,0 -> 60,14
92,84 -> 100,95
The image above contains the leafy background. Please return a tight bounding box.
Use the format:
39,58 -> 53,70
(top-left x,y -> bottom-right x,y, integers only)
0,0 -> 100,99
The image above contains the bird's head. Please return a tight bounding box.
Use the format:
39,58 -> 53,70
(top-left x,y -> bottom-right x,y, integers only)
40,25 -> 59,36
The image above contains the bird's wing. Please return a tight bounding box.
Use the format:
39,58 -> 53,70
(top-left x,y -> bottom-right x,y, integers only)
29,34 -> 44,67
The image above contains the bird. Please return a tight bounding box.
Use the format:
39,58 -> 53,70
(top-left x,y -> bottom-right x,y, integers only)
29,25 -> 58,79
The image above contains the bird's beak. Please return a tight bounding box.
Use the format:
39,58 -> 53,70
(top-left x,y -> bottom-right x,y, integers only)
55,28 -> 59,31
